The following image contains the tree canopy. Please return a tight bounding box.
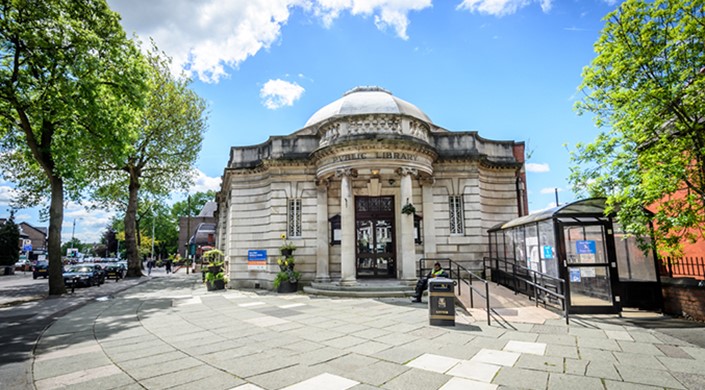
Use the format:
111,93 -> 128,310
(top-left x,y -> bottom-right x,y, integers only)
571,0 -> 705,256
91,45 -> 207,276
0,0 -> 147,294
0,213 -> 20,266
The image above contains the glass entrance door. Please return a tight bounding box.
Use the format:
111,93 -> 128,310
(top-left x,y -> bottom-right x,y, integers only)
355,197 -> 396,278
561,223 -> 620,313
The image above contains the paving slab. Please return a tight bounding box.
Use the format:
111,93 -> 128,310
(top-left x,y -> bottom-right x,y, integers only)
14,274 -> 705,390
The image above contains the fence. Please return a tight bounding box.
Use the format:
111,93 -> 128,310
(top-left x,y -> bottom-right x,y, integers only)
660,257 -> 705,280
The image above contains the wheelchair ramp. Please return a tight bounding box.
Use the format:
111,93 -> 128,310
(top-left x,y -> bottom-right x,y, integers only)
455,281 -> 560,325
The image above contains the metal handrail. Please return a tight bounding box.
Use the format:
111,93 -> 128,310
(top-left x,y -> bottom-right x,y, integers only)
418,258 -> 492,325
486,256 -> 569,324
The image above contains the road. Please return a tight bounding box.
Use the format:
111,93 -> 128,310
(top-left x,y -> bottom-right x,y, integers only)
0,268 -> 156,389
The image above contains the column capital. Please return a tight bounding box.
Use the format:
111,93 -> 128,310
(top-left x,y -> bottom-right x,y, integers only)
335,168 -> 358,178
395,167 -> 418,177
315,177 -> 330,189
419,175 -> 435,187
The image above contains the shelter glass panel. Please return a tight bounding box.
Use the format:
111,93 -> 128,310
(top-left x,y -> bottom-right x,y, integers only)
525,223 -> 540,272
538,220 -> 558,278
613,223 -> 657,282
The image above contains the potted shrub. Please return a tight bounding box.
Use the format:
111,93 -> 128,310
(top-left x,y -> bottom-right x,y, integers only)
274,256 -> 300,293
205,271 -> 226,291
202,249 -> 226,290
401,202 -> 416,215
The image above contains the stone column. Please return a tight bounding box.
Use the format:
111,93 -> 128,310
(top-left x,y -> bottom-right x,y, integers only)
336,168 -> 357,285
315,179 -> 330,282
398,167 -> 417,282
420,176 -> 437,257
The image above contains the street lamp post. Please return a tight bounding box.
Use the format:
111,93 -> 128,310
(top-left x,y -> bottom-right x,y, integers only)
151,206 -> 156,263
71,218 -> 76,244
186,195 -> 191,274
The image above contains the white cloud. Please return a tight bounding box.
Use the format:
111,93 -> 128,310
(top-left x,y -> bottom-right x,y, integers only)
525,163 -> 550,173
191,169 -> 222,193
260,79 -> 305,109
456,0 -> 552,16
0,185 -> 16,204
540,187 -> 562,194
108,0 -> 431,83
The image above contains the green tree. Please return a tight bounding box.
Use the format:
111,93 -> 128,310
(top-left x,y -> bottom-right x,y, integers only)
91,44 -> 207,277
171,191 -> 216,220
0,212 -> 20,266
571,0 -> 705,256
0,0 -> 147,294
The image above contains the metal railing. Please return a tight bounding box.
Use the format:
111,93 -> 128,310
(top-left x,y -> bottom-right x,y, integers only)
660,256 -> 705,280
485,256 -> 569,324
418,258 -> 492,325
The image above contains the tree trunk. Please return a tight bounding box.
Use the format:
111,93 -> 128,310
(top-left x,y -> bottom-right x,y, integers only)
48,176 -> 66,295
124,171 -> 141,277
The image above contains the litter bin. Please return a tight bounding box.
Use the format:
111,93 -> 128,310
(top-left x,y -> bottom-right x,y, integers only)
428,277 -> 456,326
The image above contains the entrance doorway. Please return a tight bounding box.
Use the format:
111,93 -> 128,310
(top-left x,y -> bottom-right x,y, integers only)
355,196 -> 396,278
560,223 -> 620,314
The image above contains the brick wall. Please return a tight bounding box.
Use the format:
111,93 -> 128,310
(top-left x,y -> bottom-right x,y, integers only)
662,282 -> 705,322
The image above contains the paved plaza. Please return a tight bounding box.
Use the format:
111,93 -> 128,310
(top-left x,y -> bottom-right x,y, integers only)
15,274 -> 705,389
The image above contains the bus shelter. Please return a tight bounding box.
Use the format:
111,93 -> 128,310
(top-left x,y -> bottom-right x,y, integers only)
487,198 -> 662,314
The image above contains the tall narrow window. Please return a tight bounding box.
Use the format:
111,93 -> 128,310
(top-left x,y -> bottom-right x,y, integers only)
449,195 -> 464,235
288,198 -> 302,238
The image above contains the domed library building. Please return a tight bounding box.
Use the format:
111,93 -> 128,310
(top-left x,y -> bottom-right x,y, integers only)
216,86 -> 528,290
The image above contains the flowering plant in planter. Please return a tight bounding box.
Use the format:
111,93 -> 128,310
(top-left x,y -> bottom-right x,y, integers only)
274,256 -> 300,289
401,202 -> 416,215
280,233 -> 296,254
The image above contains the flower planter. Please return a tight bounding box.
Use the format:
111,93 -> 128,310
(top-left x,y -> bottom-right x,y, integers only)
280,249 -> 294,257
206,280 -> 225,291
208,265 -> 222,274
277,280 -> 298,293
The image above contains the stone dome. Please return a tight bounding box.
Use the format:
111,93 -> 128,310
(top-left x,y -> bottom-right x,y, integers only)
304,86 -> 432,128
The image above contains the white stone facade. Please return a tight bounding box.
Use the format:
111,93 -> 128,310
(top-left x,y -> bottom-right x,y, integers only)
217,87 -> 527,290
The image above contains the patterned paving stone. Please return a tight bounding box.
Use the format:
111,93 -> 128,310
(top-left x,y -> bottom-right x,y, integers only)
406,353 -> 461,374
503,340 -> 546,355
493,367 -> 548,390
446,360 -> 501,382
470,349 -> 520,367
439,377 -> 498,390
548,373 -> 603,390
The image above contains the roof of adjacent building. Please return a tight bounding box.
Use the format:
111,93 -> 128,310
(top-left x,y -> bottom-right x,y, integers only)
304,86 -> 432,128
198,201 -> 217,217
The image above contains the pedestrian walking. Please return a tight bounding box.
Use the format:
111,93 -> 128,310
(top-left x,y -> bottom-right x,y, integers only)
165,258 -> 172,274
147,258 -> 154,276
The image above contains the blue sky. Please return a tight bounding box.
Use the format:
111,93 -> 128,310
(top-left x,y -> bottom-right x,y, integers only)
1,0 -> 622,243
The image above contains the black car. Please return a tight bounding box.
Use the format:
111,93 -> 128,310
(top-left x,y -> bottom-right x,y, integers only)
33,260 -> 49,279
103,263 -> 127,281
63,264 -> 105,287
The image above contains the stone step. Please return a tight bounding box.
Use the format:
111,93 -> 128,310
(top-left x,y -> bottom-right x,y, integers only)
304,281 -> 415,298
303,285 -> 414,298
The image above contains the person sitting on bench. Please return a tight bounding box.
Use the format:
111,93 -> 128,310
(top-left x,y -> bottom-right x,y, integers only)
411,262 -> 448,302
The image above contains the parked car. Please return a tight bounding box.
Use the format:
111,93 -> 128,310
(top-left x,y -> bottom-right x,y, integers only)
62,264 -> 105,287
15,259 -> 32,271
103,263 -> 127,281
33,260 -> 49,279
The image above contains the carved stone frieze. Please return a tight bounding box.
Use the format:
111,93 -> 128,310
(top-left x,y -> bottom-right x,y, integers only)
319,114 -> 430,147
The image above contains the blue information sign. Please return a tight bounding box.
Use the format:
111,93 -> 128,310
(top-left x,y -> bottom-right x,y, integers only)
23,244 -> 32,251
575,240 -> 596,255
542,245 -> 553,259
248,250 -> 267,260
569,269 -> 582,282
